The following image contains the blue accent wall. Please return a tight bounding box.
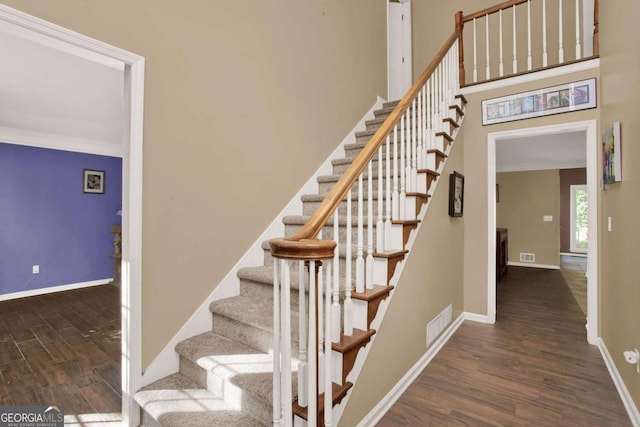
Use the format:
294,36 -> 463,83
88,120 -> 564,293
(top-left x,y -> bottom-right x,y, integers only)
0,143 -> 122,295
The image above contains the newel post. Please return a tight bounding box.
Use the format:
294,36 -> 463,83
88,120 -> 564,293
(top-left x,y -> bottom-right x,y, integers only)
593,0 -> 599,56
455,11 -> 465,87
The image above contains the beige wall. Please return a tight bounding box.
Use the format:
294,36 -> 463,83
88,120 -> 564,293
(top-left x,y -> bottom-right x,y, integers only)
1,0 -> 388,366
340,130 -> 465,425
497,170 -> 560,267
599,0 -> 640,409
461,68 -> 599,315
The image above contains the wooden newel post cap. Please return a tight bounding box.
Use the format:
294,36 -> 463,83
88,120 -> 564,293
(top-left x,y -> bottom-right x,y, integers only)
269,238 -> 336,261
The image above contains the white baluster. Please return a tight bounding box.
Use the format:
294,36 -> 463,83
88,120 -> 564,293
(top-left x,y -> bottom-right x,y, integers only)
575,0 -> 581,59
332,212 -> 340,343
298,261 -> 308,406
392,125 -> 399,220
417,89 -> 423,170
384,136 -> 392,251
543,0 -> 548,66
499,9 -> 504,77
426,78 -> 432,151
421,85 -> 428,167
355,173 -> 364,294
485,14 -> 490,80
400,115 -> 407,219
411,99 -> 418,192
273,260 -> 282,425
527,0 -> 532,70
317,257 -> 324,395
344,189 -> 353,336
282,260 -> 293,427
324,259 -> 333,427
513,5 -> 518,73
376,146 -> 384,253
366,161 -> 374,290
473,18 -> 478,82
559,0 -> 564,63
307,260 -> 317,427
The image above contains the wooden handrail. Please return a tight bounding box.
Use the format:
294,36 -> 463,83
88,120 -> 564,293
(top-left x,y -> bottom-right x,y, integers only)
270,31 -> 459,257
462,0 -> 528,22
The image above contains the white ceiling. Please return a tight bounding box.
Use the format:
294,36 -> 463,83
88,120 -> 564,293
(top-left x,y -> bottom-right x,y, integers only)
496,131 -> 587,172
0,20 -> 124,152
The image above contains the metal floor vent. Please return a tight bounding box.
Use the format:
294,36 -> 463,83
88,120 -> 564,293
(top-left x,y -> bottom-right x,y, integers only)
520,253 -> 535,263
427,303 -> 453,347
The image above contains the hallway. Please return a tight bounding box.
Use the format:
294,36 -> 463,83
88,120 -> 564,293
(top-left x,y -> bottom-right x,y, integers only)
378,266 -> 630,426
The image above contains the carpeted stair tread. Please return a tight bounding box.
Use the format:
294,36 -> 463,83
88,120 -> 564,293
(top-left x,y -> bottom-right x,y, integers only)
239,265 -> 302,290
175,331 -> 265,366
135,373 -> 266,427
210,295 -> 299,336
283,215 -> 373,227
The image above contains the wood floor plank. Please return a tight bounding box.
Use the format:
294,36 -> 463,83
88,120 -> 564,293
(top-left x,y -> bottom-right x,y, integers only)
378,267 -> 632,426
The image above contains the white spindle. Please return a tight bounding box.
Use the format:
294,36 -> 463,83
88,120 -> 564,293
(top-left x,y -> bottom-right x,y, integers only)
355,173 -> 364,294
376,146 -> 384,253
384,136 -> 392,251
298,261 -> 308,406
273,260 -> 282,425
499,9 -> 504,76
392,125 -> 399,220
543,0 -> 548,66
559,0 -> 564,63
399,116 -> 406,219
513,5 -> 518,73
412,96 -> 418,191
473,18 -> 478,82
307,260 -> 317,427
332,213 -> 340,342
485,14 -> 490,80
281,260 -> 293,427
324,259 -> 333,427
426,77 -> 432,151
575,0 -> 581,59
344,190 -> 353,336
366,161 -> 374,290
421,86 -> 428,167
316,235 -> 324,395
527,0 -> 532,70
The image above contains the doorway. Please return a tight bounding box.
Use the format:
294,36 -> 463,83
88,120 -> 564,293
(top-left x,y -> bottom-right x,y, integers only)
387,0 -> 412,101
0,5 -> 145,426
487,120 -> 598,344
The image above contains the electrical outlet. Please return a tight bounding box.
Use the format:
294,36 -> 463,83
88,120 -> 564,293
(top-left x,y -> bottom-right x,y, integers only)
32,265 -> 39,274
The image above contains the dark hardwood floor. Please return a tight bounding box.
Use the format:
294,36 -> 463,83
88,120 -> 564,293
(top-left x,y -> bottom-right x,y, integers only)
0,284 -> 122,425
378,266 -> 631,426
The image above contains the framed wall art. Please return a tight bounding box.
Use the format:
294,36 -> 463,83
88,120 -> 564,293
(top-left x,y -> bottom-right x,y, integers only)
83,169 -> 105,194
448,171 -> 464,217
482,78 -> 596,125
603,121 -> 622,184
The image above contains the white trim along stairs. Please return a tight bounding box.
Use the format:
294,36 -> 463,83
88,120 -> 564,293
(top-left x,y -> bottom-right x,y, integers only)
134,95 -> 467,426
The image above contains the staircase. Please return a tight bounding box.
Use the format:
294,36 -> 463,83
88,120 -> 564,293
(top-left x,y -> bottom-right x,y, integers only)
135,90 -> 467,425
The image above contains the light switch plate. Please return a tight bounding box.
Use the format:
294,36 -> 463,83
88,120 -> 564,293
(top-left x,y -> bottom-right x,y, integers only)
543,215 -> 553,222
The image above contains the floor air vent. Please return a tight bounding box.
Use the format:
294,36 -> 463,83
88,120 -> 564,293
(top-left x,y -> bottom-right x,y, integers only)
520,253 -> 535,263
427,303 -> 453,347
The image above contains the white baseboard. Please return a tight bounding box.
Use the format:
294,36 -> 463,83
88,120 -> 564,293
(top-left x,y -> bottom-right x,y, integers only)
357,313 -> 465,427
464,312 -> 494,324
0,279 -> 113,301
508,261 -> 560,270
560,252 -> 588,258
598,338 -> 640,427
140,96 -> 386,387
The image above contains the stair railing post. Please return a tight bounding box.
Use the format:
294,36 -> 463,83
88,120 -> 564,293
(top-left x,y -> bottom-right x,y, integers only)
272,260 -> 282,426
298,261 -> 308,408
455,11 -> 465,86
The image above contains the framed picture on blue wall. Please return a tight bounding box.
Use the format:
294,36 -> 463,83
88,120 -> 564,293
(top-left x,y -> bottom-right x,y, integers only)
83,169 -> 105,194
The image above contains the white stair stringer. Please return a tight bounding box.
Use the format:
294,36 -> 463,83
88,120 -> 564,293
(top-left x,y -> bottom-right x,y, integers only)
330,102 -> 466,425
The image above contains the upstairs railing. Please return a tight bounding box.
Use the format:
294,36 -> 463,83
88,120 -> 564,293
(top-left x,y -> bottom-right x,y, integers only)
270,32 -> 461,426
457,0 -> 599,86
